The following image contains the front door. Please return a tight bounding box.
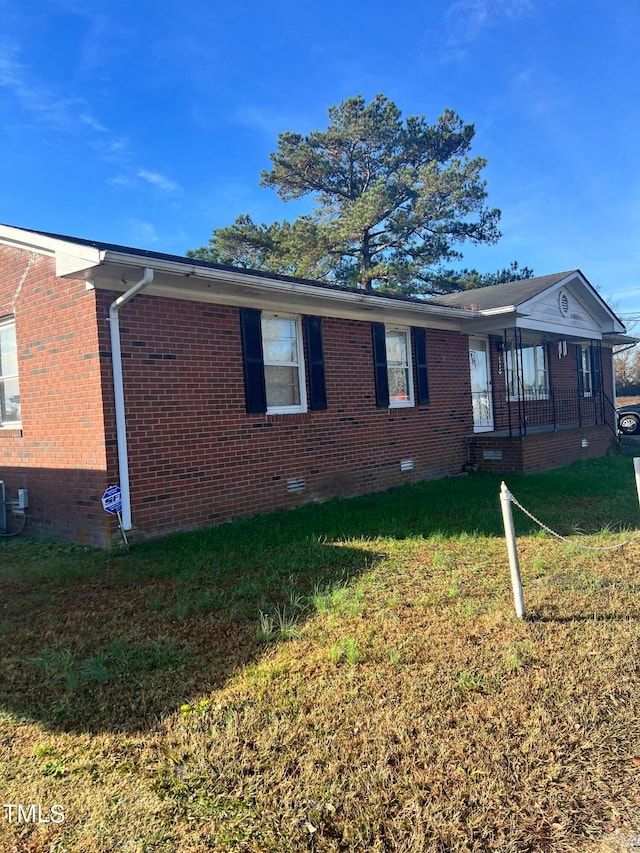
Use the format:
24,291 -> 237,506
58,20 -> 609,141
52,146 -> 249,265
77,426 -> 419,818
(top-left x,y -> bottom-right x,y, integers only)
469,337 -> 494,432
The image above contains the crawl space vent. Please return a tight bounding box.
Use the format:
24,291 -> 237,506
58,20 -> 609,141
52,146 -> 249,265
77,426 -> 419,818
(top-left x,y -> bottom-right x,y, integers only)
287,477 -> 306,494
400,459 -> 414,472
483,449 -> 503,461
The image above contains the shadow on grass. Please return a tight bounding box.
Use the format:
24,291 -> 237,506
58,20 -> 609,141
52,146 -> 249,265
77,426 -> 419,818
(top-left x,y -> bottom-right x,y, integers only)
528,611 -> 640,623
1,455 -> 637,735
0,535 -> 380,735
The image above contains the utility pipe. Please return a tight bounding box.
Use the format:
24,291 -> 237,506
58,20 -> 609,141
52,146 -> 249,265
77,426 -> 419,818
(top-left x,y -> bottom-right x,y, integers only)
108,268 -> 154,531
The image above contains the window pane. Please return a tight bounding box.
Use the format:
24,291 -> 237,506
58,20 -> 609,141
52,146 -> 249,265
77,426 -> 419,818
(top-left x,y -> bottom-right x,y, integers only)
388,367 -> 409,403
0,377 -> 20,422
0,349 -> 18,378
0,322 -> 18,378
265,366 -> 300,407
581,348 -> 592,393
508,344 -> 547,396
521,348 -> 536,392
385,330 -> 407,366
0,321 -> 20,423
536,346 -> 548,393
262,317 -> 297,364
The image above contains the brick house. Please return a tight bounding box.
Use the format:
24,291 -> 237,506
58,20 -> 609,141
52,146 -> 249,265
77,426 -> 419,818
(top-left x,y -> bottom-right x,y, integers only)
0,225 -> 630,546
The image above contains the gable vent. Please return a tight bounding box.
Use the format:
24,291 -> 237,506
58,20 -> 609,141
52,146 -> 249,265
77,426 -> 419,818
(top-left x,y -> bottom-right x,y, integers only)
559,290 -> 569,316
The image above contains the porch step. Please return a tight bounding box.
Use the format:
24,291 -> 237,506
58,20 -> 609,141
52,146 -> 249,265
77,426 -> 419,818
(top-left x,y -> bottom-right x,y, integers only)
619,435 -> 640,454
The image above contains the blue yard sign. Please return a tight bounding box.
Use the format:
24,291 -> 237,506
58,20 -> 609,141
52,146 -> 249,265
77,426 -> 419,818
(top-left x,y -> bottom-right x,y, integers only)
101,485 -> 123,515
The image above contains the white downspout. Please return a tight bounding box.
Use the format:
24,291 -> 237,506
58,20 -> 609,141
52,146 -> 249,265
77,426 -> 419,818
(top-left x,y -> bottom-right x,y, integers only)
108,268 -> 154,531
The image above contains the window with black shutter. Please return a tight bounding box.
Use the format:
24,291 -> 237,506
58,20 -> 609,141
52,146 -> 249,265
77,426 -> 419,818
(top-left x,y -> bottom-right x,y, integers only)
412,326 -> 429,405
239,307 -> 267,414
372,322 -> 390,408
303,315 -> 327,410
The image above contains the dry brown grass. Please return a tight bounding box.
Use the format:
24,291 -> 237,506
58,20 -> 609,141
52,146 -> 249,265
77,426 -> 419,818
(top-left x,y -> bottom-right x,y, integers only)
2,459 -> 640,851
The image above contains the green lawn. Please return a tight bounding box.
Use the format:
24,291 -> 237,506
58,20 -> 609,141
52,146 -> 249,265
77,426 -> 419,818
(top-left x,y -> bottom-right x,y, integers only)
2,454 -> 640,851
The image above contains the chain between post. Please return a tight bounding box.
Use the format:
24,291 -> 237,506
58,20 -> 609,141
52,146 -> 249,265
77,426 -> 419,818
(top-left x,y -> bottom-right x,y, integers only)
506,489 -> 632,552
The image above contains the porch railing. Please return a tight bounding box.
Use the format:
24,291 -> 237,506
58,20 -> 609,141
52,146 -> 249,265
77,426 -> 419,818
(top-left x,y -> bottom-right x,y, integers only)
493,389 -> 618,437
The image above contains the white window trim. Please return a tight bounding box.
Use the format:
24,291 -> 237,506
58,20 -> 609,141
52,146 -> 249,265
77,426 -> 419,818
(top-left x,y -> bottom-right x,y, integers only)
0,316 -> 21,429
386,325 -> 415,409
262,312 -> 308,415
505,342 -> 549,402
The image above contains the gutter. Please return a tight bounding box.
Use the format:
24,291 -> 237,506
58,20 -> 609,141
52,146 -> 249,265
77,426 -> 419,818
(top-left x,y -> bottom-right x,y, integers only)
98,250 -> 480,323
108,268 -> 154,532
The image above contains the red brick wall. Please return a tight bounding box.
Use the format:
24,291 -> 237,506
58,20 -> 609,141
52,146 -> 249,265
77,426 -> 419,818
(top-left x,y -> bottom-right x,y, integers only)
0,246 -> 111,545
470,424 -> 616,475
0,246 -> 620,547
94,291 -> 473,540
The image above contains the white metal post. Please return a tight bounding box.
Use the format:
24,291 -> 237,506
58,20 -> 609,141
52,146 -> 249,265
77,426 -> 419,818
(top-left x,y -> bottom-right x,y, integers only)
108,268 -> 154,532
500,481 -> 526,620
634,459 -> 640,515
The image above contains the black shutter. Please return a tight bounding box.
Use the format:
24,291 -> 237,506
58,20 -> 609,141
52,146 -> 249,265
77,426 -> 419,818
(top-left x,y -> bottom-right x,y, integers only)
412,326 -> 429,405
372,322 -> 389,408
576,344 -> 584,396
303,315 -> 327,410
590,343 -> 602,393
239,307 -> 267,414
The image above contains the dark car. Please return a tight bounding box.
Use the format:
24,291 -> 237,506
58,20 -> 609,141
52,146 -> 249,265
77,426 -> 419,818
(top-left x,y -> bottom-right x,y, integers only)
618,403 -> 640,435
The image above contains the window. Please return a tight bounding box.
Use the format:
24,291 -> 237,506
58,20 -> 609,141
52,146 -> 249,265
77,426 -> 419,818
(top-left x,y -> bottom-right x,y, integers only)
506,343 -> 548,398
261,313 -> 307,413
372,323 -> 428,409
578,344 -> 601,397
385,327 -> 414,407
239,309 -> 326,415
578,346 -> 593,396
0,317 -> 20,426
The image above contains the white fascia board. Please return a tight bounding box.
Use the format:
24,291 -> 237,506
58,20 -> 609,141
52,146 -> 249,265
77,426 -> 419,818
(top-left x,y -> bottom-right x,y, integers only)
606,333 -> 640,347
476,305 -> 518,317
516,272 -> 581,315
514,316 -> 602,341
451,310 -> 521,335
85,251 -> 480,330
0,225 -> 104,274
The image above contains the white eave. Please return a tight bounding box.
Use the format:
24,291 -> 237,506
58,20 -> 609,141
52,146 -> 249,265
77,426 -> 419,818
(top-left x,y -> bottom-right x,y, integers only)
0,225 -> 629,338
0,224 -> 483,329
77,248 -> 483,331
0,224 -> 104,274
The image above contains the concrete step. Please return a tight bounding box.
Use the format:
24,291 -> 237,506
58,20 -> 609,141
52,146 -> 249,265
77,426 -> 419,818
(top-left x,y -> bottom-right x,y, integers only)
619,435 -> 640,453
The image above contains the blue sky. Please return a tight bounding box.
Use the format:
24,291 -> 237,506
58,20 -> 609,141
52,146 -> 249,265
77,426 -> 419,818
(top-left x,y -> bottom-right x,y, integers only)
1,0 -> 639,326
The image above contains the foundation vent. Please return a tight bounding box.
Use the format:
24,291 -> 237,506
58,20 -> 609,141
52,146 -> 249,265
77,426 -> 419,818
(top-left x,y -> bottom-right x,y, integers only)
400,459 -> 414,472
287,477 -> 306,494
483,449 -> 503,461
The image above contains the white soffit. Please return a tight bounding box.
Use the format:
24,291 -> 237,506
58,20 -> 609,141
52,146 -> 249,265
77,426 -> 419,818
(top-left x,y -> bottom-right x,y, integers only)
0,225 -> 103,274
83,256 -> 478,330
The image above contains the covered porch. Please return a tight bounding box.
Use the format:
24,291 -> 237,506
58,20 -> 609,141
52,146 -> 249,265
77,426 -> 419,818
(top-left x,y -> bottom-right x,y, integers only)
467,328 -> 618,474
430,269 -> 630,475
